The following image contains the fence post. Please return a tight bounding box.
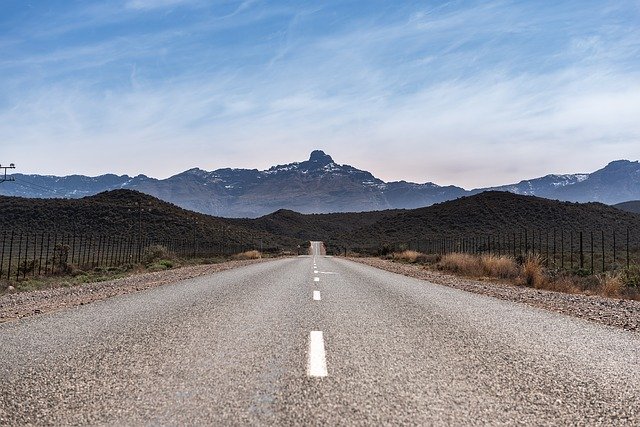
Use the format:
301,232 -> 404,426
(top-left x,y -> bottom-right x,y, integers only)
545,231 -> 549,267
23,233 -> 30,279
601,230 -> 605,273
7,231 -> 14,281
579,231 -> 583,270
38,236 -> 49,276
51,233 -> 58,274
553,229 -> 556,268
590,231 -> 594,275
532,229 -> 535,255
560,229 -> 564,270
15,232 -> 23,281
0,230 -> 6,277
31,233 -> 37,278
627,228 -> 630,270
613,230 -> 616,267
539,229 -> 542,260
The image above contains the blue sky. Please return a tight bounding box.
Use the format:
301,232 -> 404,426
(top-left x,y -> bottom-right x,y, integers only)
1,0 -> 639,188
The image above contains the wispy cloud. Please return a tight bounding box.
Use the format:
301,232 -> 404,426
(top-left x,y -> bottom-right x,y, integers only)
1,0 -> 639,188
125,0 -> 202,11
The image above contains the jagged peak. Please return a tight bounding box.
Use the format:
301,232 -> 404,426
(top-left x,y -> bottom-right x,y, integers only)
308,150 -> 334,164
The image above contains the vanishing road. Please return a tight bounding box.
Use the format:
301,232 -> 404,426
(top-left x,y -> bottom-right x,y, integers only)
1,241 -> 639,425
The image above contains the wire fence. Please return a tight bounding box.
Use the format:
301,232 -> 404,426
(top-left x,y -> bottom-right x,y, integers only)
341,228 -> 640,275
0,230 -> 262,282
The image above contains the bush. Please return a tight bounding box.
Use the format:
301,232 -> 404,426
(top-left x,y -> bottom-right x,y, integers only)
159,259 -> 174,269
622,265 -> 640,287
480,255 -> 519,279
142,245 -> 171,265
438,253 -> 484,276
18,259 -> 40,276
519,255 -> 546,288
598,273 -> 623,298
392,250 -> 421,263
233,250 -> 262,260
51,243 -> 72,274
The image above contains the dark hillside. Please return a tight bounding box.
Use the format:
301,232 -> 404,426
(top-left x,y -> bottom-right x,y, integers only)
0,190 -> 298,250
232,208 -> 403,242
342,191 -> 640,249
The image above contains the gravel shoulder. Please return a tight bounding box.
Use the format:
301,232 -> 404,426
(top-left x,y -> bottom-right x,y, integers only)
0,259 -> 270,323
350,257 -> 640,333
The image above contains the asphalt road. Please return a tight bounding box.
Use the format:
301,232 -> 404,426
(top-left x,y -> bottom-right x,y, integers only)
1,244 -> 639,425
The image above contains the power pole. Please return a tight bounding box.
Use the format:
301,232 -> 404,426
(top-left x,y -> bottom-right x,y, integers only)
0,163 -> 15,183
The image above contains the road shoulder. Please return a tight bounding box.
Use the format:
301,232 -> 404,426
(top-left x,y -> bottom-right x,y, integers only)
0,259 -> 272,323
348,257 -> 640,333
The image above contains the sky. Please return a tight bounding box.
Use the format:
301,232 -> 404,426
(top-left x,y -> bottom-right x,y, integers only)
1,0 -> 639,188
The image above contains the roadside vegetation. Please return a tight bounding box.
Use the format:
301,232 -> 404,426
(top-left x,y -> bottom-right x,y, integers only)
0,246 -> 269,294
388,250 -> 640,300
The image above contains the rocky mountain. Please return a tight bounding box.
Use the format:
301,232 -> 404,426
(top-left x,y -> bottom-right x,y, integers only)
485,160 -> 640,204
2,151 -> 640,217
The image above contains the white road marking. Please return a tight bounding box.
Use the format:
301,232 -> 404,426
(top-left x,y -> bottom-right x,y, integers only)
318,271 -> 338,275
314,270 -> 318,273
314,277 -> 320,282
307,331 -> 328,377
313,290 -> 321,301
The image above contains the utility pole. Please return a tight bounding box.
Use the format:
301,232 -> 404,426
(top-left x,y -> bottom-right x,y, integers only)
0,163 -> 15,183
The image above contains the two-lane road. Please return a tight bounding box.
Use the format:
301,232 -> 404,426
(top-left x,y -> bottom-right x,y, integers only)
1,244 -> 639,425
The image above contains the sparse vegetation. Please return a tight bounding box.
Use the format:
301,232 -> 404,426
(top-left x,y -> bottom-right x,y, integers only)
143,244 -> 173,265
383,250 -> 639,300
392,250 -> 421,263
233,250 -> 262,260
519,256 -> 546,288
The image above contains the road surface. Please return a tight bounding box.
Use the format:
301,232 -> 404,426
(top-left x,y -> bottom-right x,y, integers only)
1,243 -> 639,425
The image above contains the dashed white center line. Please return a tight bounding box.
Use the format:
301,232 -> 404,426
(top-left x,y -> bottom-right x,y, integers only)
313,290 -> 321,301
314,277 -> 320,282
307,331 -> 328,377
314,270 -> 318,273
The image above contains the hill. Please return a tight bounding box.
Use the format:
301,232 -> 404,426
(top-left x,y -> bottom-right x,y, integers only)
615,201 -> 640,215
0,190 -> 299,252
1,190 -> 638,257
339,191 -> 640,251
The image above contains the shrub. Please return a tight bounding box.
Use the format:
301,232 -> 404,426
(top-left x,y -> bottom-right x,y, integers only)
622,265 -> 640,288
598,273 -> 623,298
51,244 -> 72,274
392,250 -> 421,263
234,250 -> 262,260
159,259 -> 174,269
18,259 -> 39,276
480,255 -> 519,279
142,245 -> 171,265
519,255 -> 546,288
438,253 -> 484,276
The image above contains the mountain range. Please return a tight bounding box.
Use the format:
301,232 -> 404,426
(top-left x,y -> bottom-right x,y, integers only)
2,150 -> 640,217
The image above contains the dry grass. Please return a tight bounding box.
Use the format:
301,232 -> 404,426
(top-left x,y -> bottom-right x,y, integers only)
598,273 -> 624,298
392,250 -> 422,263
542,275 -> 581,294
480,255 -> 519,279
388,250 -> 639,300
519,255 -> 546,288
438,253 -> 484,276
233,250 -> 262,260
437,253 -> 519,279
